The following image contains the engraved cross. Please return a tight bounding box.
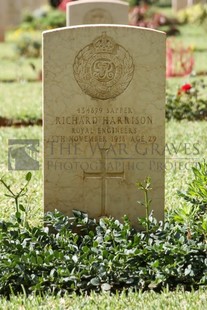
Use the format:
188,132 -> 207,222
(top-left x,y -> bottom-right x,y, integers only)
83,148 -> 125,216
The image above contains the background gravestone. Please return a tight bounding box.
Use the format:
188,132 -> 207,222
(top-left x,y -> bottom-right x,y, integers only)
20,0 -> 48,12
188,0 -> 207,5
0,0 -> 48,30
66,0 -> 129,26
172,0 -> 188,11
172,0 -> 206,11
43,25 -> 166,228
0,0 -> 6,41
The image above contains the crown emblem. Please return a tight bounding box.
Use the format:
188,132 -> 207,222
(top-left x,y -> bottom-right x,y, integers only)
93,32 -> 116,54
73,32 -> 134,100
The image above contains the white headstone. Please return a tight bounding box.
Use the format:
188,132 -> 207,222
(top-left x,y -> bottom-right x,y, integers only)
43,25 -> 166,228
66,0 -> 129,26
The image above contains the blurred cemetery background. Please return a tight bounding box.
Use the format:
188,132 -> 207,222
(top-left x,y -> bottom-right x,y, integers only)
1,1 -> 207,85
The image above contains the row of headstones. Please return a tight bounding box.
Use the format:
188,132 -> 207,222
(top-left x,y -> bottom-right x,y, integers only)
61,0 -> 207,25
0,0 -> 127,29
43,0 -> 165,228
1,0 -> 206,40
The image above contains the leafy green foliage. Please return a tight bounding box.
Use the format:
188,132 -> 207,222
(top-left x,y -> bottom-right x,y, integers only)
136,177 -> 152,232
177,162 -> 207,241
0,289 -> 207,309
20,9 -> 66,30
0,170 -> 206,297
166,79 -> 207,121
178,3 -> 207,32
11,9 -> 66,58
0,172 -> 32,224
14,34 -> 41,58
178,162 -> 207,208
0,209 -> 206,297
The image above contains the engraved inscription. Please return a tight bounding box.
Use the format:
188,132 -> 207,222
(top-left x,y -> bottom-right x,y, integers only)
73,32 -> 134,100
53,108 -> 155,144
83,148 -> 125,216
83,9 -> 113,24
92,59 -> 115,81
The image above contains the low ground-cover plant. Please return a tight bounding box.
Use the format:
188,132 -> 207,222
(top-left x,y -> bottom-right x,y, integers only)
166,79 -> 207,121
0,167 -> 206,297
178,162 -> 207,208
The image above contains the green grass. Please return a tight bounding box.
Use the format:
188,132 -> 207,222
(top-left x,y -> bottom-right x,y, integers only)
166,75 -> 207,91
0,43 -> 17,60
0,82 -> 42,120
0,41 -> 41,81
0,289 -> 206,309
0,57 -> 41,81
165,120 -> 207,211
177,23 -> 207,51
158,6 -> 207,74
0,75 -> 206,121
168,23 -> 207,74
1,120 -> 207,221
0,126 -> 42,225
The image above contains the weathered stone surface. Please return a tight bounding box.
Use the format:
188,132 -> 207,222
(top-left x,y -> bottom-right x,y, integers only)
43,25 -> 166,228
66,0 -> 129,26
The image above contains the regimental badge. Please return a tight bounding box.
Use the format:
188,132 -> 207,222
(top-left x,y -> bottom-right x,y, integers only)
83,9 -> 113,24
73,32 -> 134,100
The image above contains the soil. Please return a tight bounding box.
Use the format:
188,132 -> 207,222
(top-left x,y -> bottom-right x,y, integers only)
0,117 -> 42,127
